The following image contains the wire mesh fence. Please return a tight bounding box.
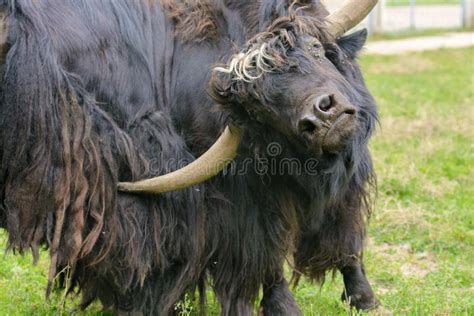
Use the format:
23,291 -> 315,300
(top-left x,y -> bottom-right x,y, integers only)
386,0 -> 462,6
382,0 -> 471,31
323,0 -> 473,32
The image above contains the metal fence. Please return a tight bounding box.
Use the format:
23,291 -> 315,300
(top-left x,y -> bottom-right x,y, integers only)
386,0 -> 461,5
323,0 -> 473,33
369,0 -> 472,32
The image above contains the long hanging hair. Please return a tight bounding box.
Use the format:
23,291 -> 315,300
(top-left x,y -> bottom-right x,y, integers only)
0,1 -> 205,313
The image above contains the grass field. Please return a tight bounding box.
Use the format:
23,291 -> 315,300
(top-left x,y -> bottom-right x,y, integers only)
1,47 -> 473,315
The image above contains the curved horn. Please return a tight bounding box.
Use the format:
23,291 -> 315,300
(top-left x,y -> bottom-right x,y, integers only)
326,0 -> 379,38
118,126 -> 242,194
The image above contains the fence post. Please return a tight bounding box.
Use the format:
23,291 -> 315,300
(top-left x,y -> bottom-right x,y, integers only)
369,0 -> 384,34
462,0 -> 474,28
410,0 -> 416,30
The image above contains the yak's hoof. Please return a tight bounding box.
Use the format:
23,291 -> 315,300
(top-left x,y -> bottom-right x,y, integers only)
342,290 -> 381,312
341,292 -> 382,312
260,294 -> 301,316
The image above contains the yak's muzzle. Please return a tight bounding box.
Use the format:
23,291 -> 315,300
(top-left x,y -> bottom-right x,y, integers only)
297,93 -> 357,153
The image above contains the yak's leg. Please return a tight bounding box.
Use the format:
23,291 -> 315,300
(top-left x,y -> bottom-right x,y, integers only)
215,294 -> 253,316
117,311 -> 143,316
294,192 -> 380,311
339,256 -> 380,311
260,270 -> 301,316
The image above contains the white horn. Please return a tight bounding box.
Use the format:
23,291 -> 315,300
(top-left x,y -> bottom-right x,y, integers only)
0,12 -> 7,62
326,0 -> 379,38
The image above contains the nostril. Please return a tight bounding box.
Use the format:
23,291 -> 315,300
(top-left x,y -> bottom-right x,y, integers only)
298,117 -> 317,135
315,94 -> 333,113
344,107 -> 356,115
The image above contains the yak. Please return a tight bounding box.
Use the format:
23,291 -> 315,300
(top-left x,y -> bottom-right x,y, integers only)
0,0 -> 381,314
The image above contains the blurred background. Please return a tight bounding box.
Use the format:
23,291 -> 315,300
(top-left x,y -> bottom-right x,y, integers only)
323,0 -> 473,32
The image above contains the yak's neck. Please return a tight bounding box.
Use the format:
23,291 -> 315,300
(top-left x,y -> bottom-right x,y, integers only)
234,129 -> 356,208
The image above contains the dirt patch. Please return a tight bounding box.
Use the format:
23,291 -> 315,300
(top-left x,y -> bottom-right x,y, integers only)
400,251 -> 438,278
368,239 -> 438,279
376,204 -> 433,230
379,104 -> 474,142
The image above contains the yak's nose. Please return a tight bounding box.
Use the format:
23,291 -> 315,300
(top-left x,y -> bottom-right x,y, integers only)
314,94 -> 333,113
313,94 -> 356,117
297,114 -> 319,136
297,94 -> 357,138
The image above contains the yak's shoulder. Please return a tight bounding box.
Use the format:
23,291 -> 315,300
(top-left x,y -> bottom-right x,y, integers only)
161,0 -> 222,43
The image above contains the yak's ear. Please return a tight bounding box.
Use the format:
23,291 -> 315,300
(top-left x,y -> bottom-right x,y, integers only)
208,69 -> 253,120
337,29 -> 368,59
209,70 -> 246,105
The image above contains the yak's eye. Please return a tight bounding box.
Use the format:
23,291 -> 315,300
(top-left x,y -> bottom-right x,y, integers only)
306,38 -> 324,59
311,41 -> 322,49
322,43 -> 349,71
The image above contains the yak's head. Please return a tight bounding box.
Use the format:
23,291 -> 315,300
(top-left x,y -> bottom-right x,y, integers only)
209,16 -> 376,158
118,0 -> 379,194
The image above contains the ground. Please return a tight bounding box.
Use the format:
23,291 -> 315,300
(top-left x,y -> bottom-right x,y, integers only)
1,47 -> 473,315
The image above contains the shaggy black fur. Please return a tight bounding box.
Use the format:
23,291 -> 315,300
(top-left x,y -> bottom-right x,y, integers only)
0,0 -> 379,314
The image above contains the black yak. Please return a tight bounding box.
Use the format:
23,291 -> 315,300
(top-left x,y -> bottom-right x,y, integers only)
0,0 -> 380,314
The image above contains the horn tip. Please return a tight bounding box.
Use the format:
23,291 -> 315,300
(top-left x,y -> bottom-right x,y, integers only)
117,182 -> 136,193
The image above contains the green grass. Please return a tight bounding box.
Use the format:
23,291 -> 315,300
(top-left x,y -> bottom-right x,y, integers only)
1,47 -> 474,315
